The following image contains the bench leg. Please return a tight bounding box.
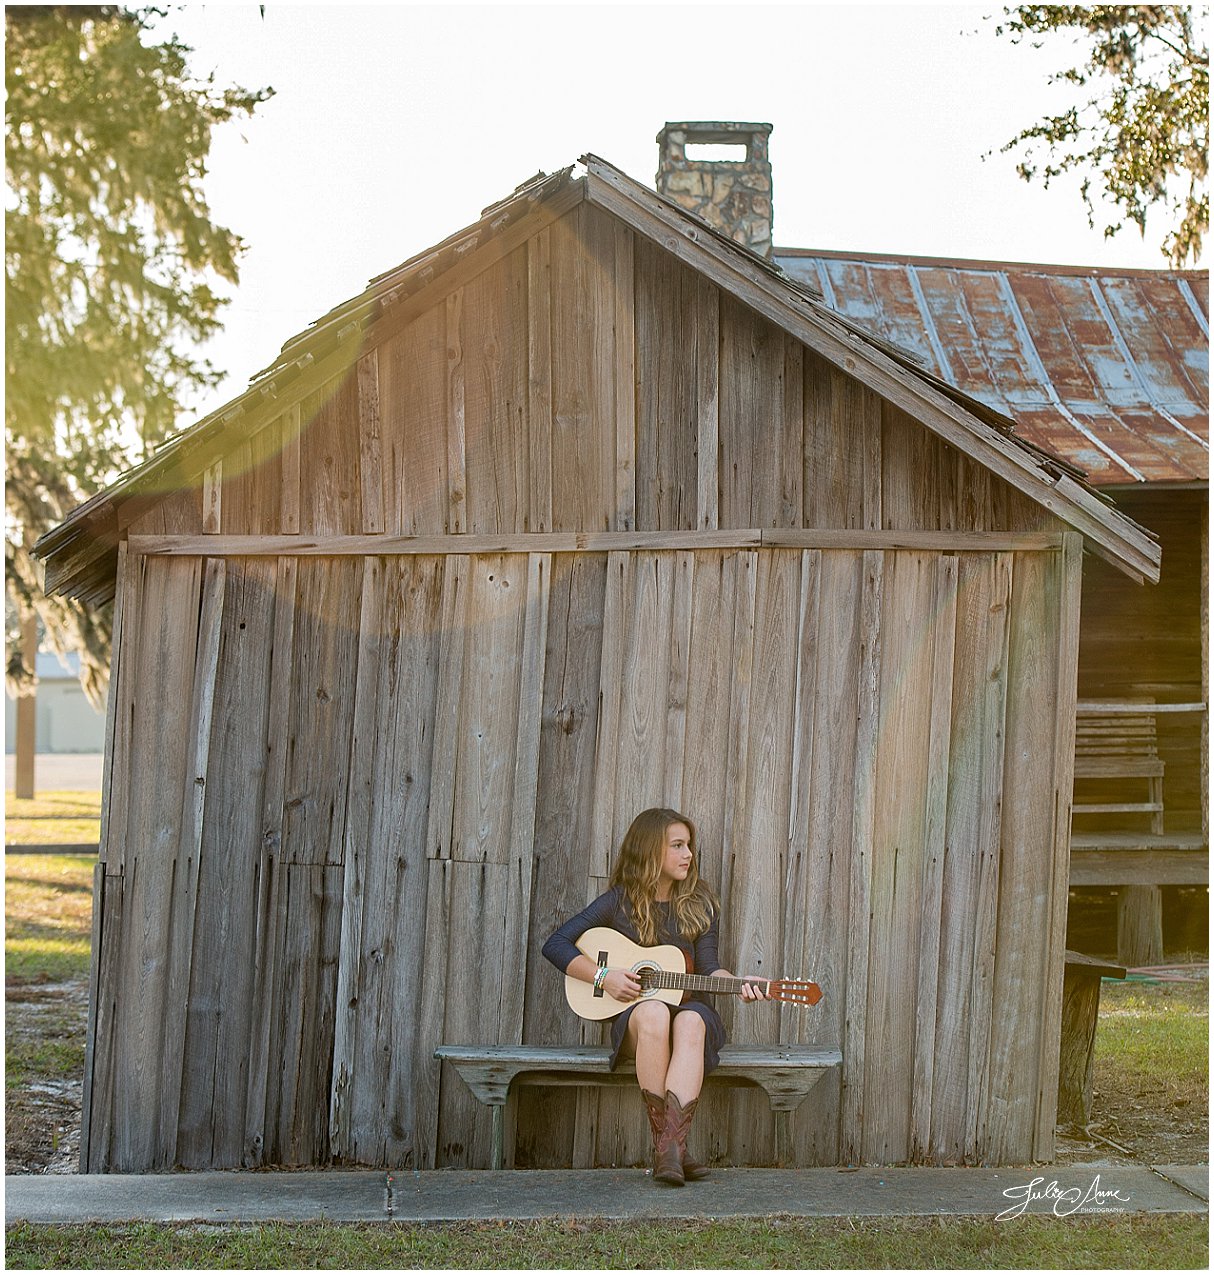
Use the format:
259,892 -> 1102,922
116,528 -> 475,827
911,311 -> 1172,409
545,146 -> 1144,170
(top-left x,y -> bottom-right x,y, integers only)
491,1104 -> 505,1170
773,1110 -> 791,1168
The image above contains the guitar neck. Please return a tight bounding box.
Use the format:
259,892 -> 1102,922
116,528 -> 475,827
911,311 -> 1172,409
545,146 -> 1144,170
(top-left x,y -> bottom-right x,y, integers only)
642,970 -> 767,997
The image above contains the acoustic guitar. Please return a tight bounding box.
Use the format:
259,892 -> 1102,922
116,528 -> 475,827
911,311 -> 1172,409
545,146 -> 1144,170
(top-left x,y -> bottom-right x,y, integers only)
565,926 -> 823,1021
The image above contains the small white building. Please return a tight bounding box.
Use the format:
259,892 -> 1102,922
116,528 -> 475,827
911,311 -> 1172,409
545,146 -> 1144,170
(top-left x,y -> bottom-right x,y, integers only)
4,651 -> 105,754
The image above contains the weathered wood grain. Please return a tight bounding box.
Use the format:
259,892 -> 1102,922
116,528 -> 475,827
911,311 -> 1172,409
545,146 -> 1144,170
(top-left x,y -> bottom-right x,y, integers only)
357,350 -> 385,534
108,555 -> 203,1169
81,868 -> 125,1170
448,555 -> 531,864
379,305 -> 448,535
518,555 -> 606,1166
726,549 -> 800,1165
550,203 -> 617,532
841,550 -> 883,1163
1034,532 -> 1084,1159
678,552 -> 740,896
425,555 -> 470,861
299,370 -> 362,535
526,228 -> 554,533
910,554 -> 958,1160
928,552 -> 1011,1163
462,246 -> 529,535
97,543 -> 134,869
862,551 -> 935,1164
964,553 -> 1012,1162
445,289 -> 468,534
129,528 -> 1064,557
280,559 -> 363,866
162,556 -> 226,1166
202,461 -> 222,534
331,556 -> 444,1166
695,274 -> 721,531
280,404 -> 302,534
263,864 -> 344,1164
613,222 -> 636,533
984,548 -> 1056,1161
244,555 -> 298,1164
498,553 -> 551,1037
588,551 -> 629,879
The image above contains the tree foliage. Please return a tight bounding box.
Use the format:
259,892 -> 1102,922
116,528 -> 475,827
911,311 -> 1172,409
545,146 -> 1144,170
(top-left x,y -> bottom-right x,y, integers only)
994,5 -> 1209,265
5,5 -> 271,703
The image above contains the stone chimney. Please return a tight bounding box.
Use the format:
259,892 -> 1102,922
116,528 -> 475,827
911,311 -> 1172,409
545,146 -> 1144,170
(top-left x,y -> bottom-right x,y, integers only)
656,122 -> 773,258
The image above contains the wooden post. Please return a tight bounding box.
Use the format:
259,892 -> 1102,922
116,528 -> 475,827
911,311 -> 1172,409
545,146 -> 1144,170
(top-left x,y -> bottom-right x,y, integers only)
1117,886 -> 1164,966
1057,952 -> 1126,1126
14,610 -> 38,798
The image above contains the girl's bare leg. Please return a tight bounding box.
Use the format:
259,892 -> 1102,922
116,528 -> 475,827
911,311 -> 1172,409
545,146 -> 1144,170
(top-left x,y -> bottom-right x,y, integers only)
665,1010 -> 706,1104
624,1000 -> 672,1095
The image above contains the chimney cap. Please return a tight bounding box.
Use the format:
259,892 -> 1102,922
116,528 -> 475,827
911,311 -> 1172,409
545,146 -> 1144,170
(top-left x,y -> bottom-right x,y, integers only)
657,121 -> 773,144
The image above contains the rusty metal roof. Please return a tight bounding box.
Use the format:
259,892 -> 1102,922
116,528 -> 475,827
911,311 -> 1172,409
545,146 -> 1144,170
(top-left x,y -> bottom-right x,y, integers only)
774,248 -> 1209,486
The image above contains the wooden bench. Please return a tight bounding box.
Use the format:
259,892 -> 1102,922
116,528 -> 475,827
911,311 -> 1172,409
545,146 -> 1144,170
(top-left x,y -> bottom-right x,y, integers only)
1072,700 -> 1169,965
434,1043 -> 841,1169
1057,950 -> 1127,1127
1072,700 -> 1165,834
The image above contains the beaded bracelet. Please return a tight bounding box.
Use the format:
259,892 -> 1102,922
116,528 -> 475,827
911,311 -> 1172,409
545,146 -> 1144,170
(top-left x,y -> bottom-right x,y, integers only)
593,965 -> 609,992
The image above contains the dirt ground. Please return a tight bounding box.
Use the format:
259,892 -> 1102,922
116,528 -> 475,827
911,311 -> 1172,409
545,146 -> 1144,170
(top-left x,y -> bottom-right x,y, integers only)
5,977 -> 87,1174
6,972 -> 1207,1176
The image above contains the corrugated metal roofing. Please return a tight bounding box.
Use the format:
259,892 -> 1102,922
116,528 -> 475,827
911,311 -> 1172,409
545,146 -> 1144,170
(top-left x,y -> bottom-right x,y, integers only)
774,249 -> 1209,486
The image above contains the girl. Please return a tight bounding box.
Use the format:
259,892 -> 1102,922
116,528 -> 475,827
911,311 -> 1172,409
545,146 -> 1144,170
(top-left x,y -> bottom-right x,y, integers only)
542,807 -> 767,1186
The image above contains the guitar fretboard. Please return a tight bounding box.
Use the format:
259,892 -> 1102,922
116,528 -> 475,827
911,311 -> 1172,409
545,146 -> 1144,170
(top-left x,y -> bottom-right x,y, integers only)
639,970 -> 769,996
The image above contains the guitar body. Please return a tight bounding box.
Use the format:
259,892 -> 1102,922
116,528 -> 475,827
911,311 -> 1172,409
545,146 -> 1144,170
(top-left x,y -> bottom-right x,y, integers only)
565,926 -> 688,1021
563,926 -> 823,1021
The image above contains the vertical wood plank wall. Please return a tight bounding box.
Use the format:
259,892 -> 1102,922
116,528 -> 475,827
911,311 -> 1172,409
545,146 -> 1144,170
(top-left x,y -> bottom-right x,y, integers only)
90,203 -> 1081,1171
86,537 -> 1072,1171
124,203 -> 1053,546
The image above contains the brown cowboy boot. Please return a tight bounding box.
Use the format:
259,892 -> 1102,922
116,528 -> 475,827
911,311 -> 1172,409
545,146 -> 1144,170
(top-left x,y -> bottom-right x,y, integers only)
641,1089 -> 680,1184
663,1090 -> 708,1181
643,1089 -> 707,1184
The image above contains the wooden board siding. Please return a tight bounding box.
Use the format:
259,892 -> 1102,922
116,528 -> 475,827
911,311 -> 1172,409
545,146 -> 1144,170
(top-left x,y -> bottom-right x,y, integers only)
84,536 -> 1076,1172
1077,487 -> 1206,833
118,210 -> 1068,553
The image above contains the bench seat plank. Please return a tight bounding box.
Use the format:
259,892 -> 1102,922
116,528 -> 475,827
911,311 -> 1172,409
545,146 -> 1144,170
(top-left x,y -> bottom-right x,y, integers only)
435,1043 -> 841,1110
435,1043 -> 842,1167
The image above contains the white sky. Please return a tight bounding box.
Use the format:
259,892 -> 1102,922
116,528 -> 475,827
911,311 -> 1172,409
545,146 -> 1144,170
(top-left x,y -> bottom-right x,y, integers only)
152,2 -> 1209,422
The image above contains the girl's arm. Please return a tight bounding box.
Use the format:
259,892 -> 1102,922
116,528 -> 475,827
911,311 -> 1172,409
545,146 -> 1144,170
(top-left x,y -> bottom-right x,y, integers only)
540,886 -> 642,1002
695,913 -> 766,1000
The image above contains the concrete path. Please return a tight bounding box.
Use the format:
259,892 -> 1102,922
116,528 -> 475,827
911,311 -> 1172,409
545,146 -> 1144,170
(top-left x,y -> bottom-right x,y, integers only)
5,753 -> 104,793
6,1164 -> 1206,1225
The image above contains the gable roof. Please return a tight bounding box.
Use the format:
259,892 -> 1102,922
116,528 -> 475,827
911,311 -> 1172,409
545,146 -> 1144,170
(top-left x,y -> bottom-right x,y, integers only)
775,247 -> 1209,487
36,158 -> 1161,601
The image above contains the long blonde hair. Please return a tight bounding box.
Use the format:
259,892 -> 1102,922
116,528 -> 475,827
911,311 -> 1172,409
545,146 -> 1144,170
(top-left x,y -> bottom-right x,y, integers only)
609,807 -> 717,947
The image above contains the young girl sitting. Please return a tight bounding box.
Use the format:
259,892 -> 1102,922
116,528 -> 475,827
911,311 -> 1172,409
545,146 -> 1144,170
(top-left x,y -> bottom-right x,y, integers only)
542,807 -> 767,1186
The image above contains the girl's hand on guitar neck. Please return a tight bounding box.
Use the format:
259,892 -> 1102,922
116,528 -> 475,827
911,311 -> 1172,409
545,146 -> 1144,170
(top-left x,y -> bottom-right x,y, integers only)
710,967 -> 768,1001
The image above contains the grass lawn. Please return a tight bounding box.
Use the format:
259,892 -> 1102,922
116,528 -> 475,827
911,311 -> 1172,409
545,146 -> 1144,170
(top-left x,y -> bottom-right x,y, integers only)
4,1214 -> 1209,1270
3,838 -> 1207,1269
4,852 -> 95,985
5,790 -> 101,846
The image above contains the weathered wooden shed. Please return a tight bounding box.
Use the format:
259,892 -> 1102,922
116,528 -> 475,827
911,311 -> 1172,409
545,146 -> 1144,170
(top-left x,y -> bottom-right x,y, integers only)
38,153 -> 1161,1174
777,243 -> 1208,960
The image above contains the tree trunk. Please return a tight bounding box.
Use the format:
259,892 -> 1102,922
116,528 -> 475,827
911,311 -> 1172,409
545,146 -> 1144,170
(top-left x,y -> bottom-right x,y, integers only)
14,611 -> 37,799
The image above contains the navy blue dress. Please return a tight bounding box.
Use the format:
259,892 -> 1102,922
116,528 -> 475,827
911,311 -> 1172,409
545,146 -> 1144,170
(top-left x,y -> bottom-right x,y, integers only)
542,884 -> 727,1074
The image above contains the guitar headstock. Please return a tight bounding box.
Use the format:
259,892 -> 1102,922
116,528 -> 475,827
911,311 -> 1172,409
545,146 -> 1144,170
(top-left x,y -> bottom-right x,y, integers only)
768,979 -> 823,1007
